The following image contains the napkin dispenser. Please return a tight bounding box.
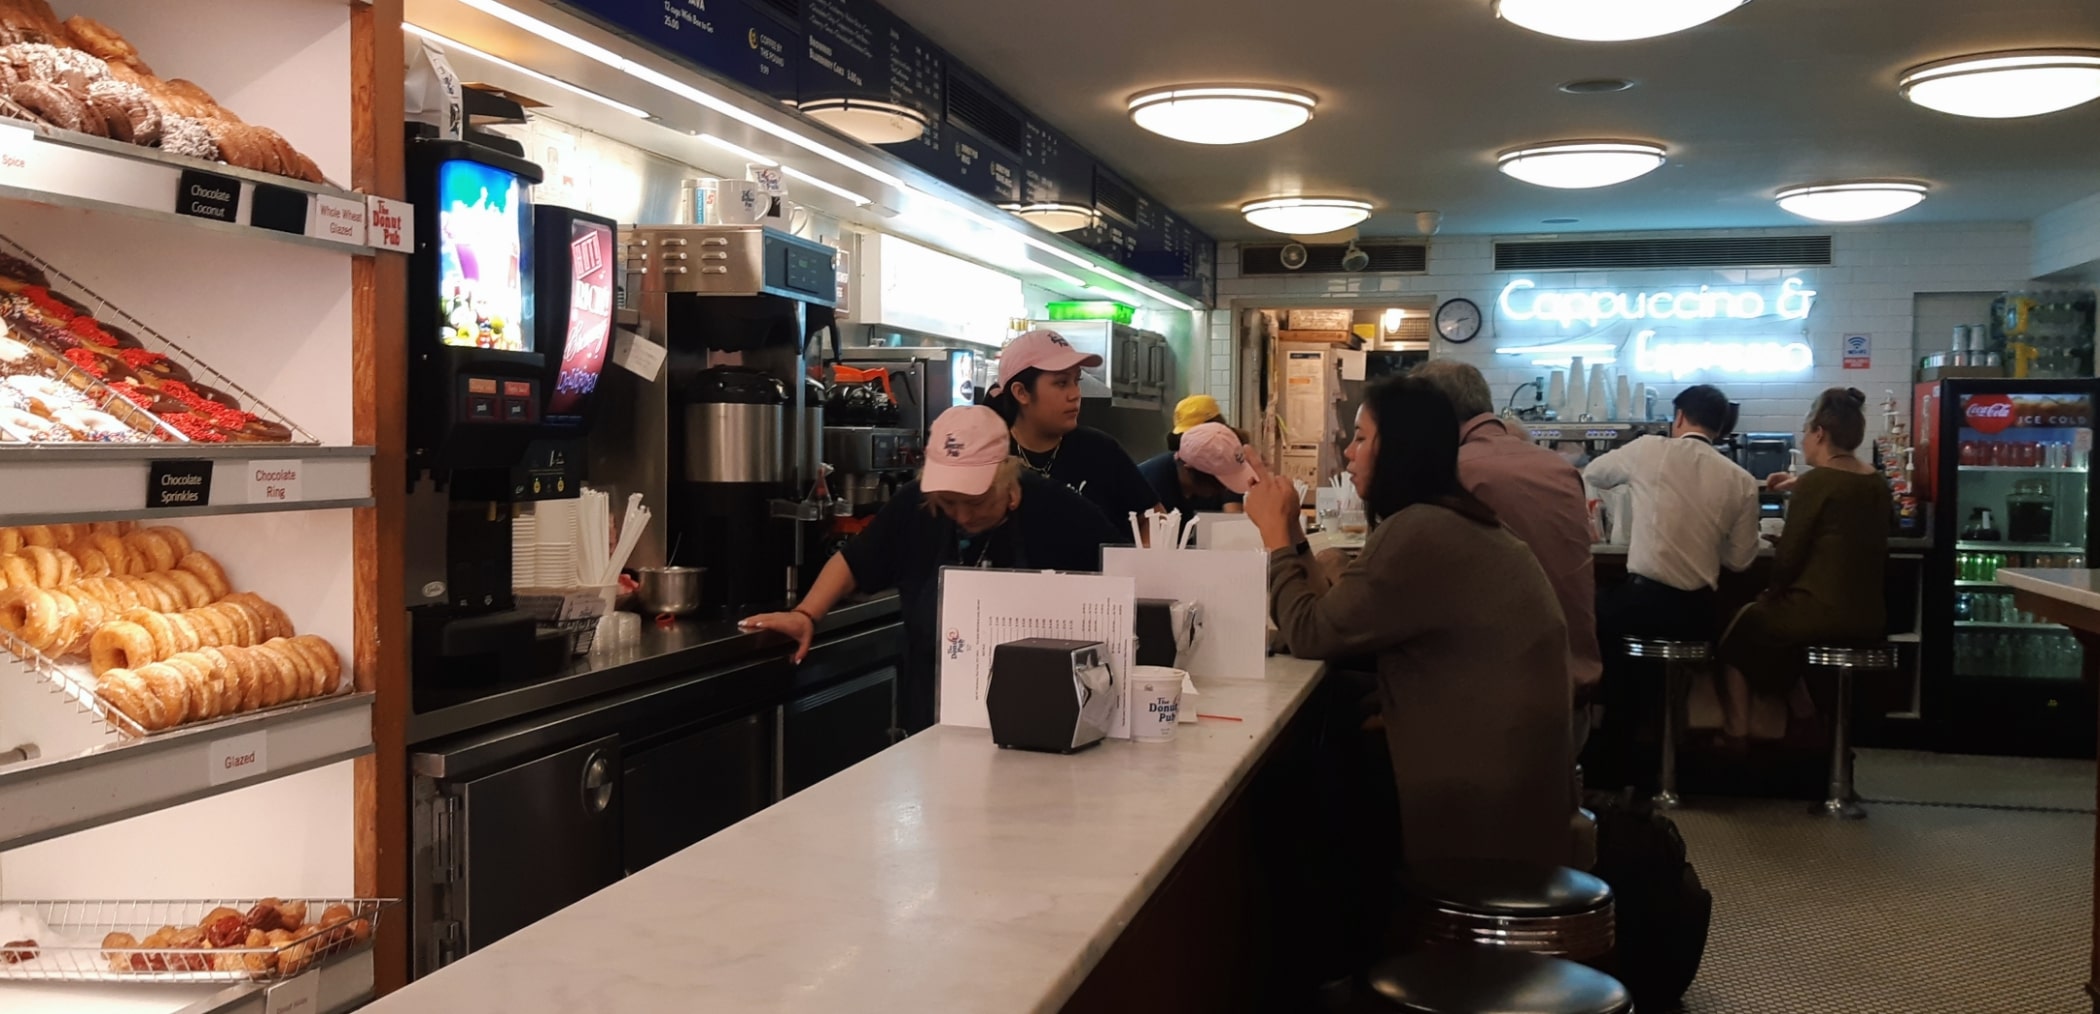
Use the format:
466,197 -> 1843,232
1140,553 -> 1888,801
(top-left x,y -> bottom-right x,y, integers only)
1134,598 -> 1202,668
986,638 -> 1115,753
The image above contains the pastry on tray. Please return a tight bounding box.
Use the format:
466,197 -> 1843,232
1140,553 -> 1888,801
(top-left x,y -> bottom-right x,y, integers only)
90,898 -> 372,979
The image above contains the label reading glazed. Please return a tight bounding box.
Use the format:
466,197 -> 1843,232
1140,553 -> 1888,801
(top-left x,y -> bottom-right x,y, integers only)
207,730 -> 269,787
146,459 -> 214,509
175,168 -> 240,222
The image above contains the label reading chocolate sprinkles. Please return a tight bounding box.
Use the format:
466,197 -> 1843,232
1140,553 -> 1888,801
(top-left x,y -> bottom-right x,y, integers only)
146,459 -> 213,509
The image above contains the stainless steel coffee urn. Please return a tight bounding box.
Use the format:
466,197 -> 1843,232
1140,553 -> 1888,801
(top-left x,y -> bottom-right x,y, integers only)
684,367 -> 785,483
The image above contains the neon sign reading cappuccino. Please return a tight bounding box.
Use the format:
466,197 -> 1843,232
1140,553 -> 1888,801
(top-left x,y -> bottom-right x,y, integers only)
1499,277 -> 1817,328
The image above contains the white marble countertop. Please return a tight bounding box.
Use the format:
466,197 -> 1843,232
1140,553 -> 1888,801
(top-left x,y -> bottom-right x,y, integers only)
363,656 -> 1327,1014
2000,568 -> 2100,614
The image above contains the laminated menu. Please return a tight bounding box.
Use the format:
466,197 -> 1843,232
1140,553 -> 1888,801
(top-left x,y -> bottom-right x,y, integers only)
936,568 -> 1135,737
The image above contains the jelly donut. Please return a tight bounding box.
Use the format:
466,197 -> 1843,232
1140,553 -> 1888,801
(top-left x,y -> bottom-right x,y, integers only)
89,619 -> 153,675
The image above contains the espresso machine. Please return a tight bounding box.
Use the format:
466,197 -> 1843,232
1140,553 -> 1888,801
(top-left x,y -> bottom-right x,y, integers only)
821,343 -> 978,514
590,224 -> 838,612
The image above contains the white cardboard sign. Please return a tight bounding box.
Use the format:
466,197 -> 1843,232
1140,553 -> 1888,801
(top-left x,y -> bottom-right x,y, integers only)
612,328 -> 667,381
1101,546 -> 1269,683
308,193 -> 367,246
246,460 -> 303,505
206,731 -> 269,787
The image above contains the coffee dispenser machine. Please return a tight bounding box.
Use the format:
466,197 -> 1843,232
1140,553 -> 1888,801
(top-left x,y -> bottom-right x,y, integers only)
590,224 -> 838,612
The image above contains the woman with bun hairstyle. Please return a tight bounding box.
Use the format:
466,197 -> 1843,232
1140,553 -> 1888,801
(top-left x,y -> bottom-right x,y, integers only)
982,329 -> 1161,525
1715,387 -> 1890,745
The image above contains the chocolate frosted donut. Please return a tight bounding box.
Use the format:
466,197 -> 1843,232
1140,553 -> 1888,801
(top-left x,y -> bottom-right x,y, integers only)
0,251 -> 49,287
8,79 -> 81,133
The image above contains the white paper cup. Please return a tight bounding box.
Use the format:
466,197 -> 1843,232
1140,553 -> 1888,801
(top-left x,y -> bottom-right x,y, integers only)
1130,665 -> 1186,742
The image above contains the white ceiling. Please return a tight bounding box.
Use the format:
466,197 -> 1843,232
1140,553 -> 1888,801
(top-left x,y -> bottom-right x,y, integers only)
874,0 -> 2100,240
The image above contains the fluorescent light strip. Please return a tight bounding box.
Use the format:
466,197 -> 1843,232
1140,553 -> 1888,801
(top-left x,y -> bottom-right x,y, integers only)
450,0 -> 904,190
1030,264 -> 1089,288
1018,233 -> 1099,271
404,23 -> 650,118
1119,277 -> 1200,312
781,165 -> 871,206
697,133 -> 776,167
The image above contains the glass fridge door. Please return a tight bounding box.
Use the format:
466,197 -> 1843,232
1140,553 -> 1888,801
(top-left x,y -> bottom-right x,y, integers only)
1949,390 -> 2093,683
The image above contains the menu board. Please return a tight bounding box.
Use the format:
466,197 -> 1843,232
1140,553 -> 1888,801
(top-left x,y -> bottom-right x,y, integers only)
560,0 -> 798,102
802,0 -> 944,166
1020,119 -> 1092,207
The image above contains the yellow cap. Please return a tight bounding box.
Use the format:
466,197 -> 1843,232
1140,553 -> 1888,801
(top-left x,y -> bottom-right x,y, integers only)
1172,394 -> 1224,434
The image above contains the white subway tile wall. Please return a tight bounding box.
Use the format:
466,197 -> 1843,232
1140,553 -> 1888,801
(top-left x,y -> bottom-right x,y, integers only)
2035,193 -> 2100,279
1198,223 -> 2042,438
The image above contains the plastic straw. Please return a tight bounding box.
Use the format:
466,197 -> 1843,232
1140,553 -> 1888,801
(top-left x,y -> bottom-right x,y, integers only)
1178,516 -> 1199,550
1128,511 -> 1144,548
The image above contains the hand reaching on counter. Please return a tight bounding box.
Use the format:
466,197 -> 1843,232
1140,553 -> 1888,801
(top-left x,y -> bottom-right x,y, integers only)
739,609 -> 816,663
1242,458 -> 1304,553
1765,470 -> 1798,493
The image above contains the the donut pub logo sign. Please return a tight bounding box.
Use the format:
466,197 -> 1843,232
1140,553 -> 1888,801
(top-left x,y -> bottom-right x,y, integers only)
146,459 -> 213,510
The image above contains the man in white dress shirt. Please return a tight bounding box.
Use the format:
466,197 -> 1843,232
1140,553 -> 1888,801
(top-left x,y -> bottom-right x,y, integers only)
1583,384 -> 1761,782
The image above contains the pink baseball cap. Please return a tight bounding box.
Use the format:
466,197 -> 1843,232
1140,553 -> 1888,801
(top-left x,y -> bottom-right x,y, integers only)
921,405 -> 1012,495
1175,422 -> 1259,494
990,329 -> 1102,396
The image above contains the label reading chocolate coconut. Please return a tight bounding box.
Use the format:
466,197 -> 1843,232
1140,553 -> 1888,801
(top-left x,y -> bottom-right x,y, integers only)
175,169 -> 240,223
146,459 -> 213,510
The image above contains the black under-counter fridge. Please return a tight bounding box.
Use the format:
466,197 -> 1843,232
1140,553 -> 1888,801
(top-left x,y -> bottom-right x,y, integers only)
1917,378 -> 2099,755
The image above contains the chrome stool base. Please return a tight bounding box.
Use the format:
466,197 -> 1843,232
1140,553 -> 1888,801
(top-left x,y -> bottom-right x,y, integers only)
1804,644 -> 1899,821
1622,636 -> 1712,810
1653,789 -> 1682,811
1811,797 -> 1866,820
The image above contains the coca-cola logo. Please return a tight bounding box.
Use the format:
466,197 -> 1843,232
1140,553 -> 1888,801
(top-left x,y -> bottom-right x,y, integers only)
1965,394 -> 2015,434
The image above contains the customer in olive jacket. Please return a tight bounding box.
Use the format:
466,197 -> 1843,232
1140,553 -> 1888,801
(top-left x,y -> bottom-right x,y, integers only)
1245,376 -> 1575,867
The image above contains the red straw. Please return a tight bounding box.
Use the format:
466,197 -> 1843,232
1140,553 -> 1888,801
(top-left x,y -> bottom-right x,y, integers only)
1197,714 -> 1242,722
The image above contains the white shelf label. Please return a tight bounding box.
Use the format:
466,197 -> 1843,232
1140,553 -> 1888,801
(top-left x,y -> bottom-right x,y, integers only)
366,195 -> 413,253
207,730 -> 269,786
247,459 -> 304,505
309,193 -> 368,246
264,969 -> 320,1014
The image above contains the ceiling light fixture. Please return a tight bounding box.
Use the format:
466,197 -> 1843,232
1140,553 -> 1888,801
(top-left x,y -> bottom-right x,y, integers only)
697,133 -> 776,167
1127,86 -> 1318,145
1240,197 -> 1373,235
798,97 -> 929,144
1498,140 -> 1666,188
1493,0 -> 1751,42
403,24 -> 651,118
999,201 -> 1096,233
1899,49 -> 2100,118
1775,181 -> 1929,222
781,165 -> 872,207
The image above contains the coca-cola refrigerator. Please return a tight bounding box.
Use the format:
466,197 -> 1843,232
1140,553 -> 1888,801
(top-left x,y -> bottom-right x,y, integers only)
1916,378 -> 2100,754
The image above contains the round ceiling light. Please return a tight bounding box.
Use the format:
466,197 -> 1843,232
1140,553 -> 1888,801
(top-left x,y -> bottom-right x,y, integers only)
1899,49 -> 2100,118
1128,86 -> 1317,145
1000,202 -> 1096,233
1493,0 -> 1750,42
1497,140 -> 1667,189
1240,197 -> 1373,235
799,98 -> 928,145
1775,181 -> 1929,222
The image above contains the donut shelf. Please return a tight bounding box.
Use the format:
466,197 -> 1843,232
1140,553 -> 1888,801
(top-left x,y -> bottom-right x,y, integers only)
0,897 -> 395,984
0,943 -> 374,1014
0,121 -> 397,255
0,444 -> 373,524
0,622 -> 371,850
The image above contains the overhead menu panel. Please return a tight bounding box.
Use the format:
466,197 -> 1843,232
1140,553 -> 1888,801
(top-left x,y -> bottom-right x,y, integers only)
799,0 -> 945,170
558,0 -> 799,102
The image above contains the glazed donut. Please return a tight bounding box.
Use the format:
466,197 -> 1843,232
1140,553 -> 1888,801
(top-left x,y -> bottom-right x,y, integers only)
211,600 -> 258,646
162,609 -> 200,653
89,619 -> 153,675
124,575 -> 174,613
96,667 -> 164,731
83,532 -> 128,574
0,529 -> 19,554
289,635 -> 343,695
224,593 -> 284,639
176,551 -> 229,600
119,606 -> 177,659
215,644 -> 256,711
144,526 -> 191,560
262,640 -> 312,701
17,524 -> 51,549
164,569 -> 210,609
0,585 -> 55,651
82,575 -> 138,610
239,644 -> 283,707
184,605 -> 226,647
56,590 -> 104,655
20,545 -> 55,587
123,528 -> 174,572
47,522 -> 79,547
162,652 -> 217,721
0,554 -> 30,590
134,661 -> 190,728
272,638 -> 322,698
74,547 -> 110,578
41,588 -> 78,654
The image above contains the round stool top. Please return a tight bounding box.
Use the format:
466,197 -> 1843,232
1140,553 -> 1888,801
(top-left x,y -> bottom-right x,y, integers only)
1368,946 -> 1633,1014
1398,860 -> 1613,916
1805,643 -> 1899,668
1622,636 -> 1711,660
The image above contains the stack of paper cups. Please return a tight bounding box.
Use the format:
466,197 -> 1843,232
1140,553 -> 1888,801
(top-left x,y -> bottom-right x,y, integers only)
1546,369 -> 1567,416
1632,383 -> 1649,421
1585,364 -> 1607,422
1566,357 -> 1587,420
1614,375 -> 1632,423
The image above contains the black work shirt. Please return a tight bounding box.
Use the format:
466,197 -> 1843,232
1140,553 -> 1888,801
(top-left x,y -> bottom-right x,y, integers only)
1138,451 -> 1244,514
1011,425 -> 1159,524
839,472 -> 1127,730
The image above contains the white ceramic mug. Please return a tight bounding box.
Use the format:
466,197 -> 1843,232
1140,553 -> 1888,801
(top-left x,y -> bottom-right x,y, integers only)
1129,665 -> 1186,742
721,181 -> 770,224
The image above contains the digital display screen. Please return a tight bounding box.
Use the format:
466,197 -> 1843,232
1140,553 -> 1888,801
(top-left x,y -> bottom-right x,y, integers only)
547,219 -> 614,419
437,159 -> 528,351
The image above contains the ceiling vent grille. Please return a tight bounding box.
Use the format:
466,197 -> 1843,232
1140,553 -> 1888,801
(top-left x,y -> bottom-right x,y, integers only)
944,72 -> 1024,154
1493,236 -> 1833,272
1241,242 -> 1428,275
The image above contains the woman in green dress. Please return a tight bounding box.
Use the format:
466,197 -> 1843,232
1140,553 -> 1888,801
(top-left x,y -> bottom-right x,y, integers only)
1717,388 -> 1889,743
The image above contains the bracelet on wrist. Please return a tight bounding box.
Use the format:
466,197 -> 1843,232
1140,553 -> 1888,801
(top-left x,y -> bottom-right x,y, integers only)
791,606 -> 820,624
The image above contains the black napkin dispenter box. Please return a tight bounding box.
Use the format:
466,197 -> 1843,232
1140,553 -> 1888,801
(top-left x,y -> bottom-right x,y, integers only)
986,638 -> 1114,754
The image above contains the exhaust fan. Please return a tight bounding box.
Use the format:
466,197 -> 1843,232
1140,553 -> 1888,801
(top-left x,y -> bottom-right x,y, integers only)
1280,243 -> 1310,270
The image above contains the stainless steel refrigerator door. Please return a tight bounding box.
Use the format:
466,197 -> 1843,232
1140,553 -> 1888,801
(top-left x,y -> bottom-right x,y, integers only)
457,734 -> 624,955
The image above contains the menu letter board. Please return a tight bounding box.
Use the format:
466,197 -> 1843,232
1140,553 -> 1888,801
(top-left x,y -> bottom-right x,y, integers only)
556,0 -> 798,101
801,0 -> 945,170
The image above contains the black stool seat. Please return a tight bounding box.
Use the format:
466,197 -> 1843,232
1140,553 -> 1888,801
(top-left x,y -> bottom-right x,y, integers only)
1368,946 -> 1634,1014
1399,860 -> 1612,916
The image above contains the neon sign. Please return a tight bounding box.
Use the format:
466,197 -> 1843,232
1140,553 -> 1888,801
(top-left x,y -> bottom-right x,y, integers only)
1633,329 -> 1814,379
1499,277 -> 1817,328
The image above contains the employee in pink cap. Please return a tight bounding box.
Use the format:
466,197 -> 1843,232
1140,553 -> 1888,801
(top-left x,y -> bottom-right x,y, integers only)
740,405 -> 1125,732
984,328 -> 1162,525
1138,420 -> 1256,514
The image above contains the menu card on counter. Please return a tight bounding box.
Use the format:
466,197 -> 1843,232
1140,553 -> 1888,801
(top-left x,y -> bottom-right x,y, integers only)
937,568 -> 1135,737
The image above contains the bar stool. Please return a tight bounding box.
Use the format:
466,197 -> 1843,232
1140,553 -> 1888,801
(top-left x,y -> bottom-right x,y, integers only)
1622,636 -> 1712,809
1804,643 -> 1899,820
1396,860 -> 1616,962
1367,946 -> 1633,1014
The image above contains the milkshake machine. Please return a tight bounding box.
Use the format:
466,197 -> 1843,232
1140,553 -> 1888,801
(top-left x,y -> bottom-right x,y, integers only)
589,224 -> 838,613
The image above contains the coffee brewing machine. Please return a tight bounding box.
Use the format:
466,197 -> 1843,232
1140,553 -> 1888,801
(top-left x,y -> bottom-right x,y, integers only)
401,126 -> 619,684
590,224 -> 838,613
821,345 -> 977,513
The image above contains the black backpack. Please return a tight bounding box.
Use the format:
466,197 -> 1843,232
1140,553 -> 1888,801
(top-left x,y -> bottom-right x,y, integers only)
1584,789 -> 1713,1009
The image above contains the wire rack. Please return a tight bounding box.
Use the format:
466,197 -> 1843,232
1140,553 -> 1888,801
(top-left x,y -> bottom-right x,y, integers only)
0,624 -> 144,741
0,231 -> 316,445
0,898 -> 393,983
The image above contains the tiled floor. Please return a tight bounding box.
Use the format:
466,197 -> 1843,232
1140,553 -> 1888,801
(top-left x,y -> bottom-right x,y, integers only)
1674,749 -> 2095,1013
